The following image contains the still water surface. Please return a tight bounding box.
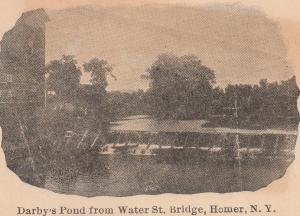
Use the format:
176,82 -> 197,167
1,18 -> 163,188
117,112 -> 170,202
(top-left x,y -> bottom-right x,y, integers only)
3,116 -> 295,196
41,116 -> 293,196
111,115 -> 297,135
44,154 -> 290,197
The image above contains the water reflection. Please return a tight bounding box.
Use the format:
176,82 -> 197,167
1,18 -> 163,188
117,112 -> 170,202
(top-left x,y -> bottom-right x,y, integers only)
112,115 -> 297,135
2,115 -> 296,196
43,154 -> 291,197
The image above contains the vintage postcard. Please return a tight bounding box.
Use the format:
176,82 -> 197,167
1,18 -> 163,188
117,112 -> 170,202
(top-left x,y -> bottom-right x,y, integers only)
0,0 -> 299,215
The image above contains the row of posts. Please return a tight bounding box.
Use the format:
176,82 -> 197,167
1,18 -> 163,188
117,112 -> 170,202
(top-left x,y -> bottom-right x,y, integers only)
108,131 -> 296,154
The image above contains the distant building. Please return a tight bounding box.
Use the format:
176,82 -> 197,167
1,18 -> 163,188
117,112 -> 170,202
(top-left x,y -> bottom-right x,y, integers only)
0,9 -> 49,105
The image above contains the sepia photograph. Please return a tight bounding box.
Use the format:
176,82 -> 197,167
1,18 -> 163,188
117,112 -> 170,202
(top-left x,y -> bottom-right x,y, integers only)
0,2 -> 298,197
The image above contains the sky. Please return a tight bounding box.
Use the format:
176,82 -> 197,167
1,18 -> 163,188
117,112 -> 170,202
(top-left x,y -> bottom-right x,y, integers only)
0,0 -> 299,91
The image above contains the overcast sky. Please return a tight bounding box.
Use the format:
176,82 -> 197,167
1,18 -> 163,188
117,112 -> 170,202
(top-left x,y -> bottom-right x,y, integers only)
1,0 -> 300,36
0,0 -> 299,91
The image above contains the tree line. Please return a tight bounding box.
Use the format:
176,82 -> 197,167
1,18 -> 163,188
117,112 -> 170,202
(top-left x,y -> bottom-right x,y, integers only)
40,55 -> 114,136
46,55 -> 114,100
45,54 -> 299,130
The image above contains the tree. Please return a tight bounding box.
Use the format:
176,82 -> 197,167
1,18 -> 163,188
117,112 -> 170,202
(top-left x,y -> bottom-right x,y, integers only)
144,53 -> 216,119
107,90 -> 147,118
83,58 -> 115,90
46,55 -> 81,101
210,76 -> 299,129
81,58 -> 115,130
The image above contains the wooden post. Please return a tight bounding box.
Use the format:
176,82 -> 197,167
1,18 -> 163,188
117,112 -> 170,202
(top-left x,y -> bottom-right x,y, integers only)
38,144 -> 46,160
285,134 -> 290,151
208,134 -> 214,151
137,133 -> 142,145
77,129 -> 89,148
158,133 -> 163,149
113,133 -> 121,147
184,134 -> 189,148
273,136 -> 279,155
260,135 -> 265,149
163,133 -> 169,149
233,135 -> 243,191
246,135 -> 251,155
90,133 -> 100,148
17,115 -> 41,184
171,134 -> 177,149
146,133 -> 155,150
191,135 -> 196,149
199,134 -> 204,149
124,133 -> 129,147
234,134 -> 241,159
233,158 -> 243,191
65,133 -> 74,145
208,135 -> 215,153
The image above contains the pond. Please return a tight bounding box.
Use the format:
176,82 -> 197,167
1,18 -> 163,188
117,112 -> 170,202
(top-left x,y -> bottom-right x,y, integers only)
111,115 -> 297,135
3,115 -> 296,197
41,115 -> 295,196
42,154 -> 291,197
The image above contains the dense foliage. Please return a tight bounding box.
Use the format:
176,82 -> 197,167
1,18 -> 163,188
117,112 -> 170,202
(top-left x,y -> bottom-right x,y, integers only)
209,76 -> 299,128
45,56 -> 113,133
106,90 -> 147,119
83,58 -> 115,89
45,53 -> 299,129
143,54 -> 216,119
46,55 -> 81,101
106,76 -> 299,129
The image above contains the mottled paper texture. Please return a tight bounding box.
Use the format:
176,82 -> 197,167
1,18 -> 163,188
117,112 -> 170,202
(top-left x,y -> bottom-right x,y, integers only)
0,0 -> 300,215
